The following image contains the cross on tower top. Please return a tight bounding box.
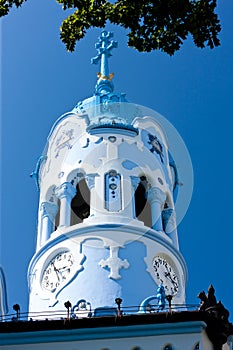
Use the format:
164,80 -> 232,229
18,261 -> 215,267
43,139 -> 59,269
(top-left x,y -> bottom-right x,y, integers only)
91,31 -> 118,94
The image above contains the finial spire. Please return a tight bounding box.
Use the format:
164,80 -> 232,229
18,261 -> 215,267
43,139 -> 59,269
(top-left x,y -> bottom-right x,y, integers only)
91,31 -> 118,94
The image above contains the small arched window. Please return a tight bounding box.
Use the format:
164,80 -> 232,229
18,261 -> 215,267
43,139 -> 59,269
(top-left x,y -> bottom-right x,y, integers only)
193,342 -> 200,350
71,178 -> 90,224
54,198 -> 61,230
134,176 -> 152,227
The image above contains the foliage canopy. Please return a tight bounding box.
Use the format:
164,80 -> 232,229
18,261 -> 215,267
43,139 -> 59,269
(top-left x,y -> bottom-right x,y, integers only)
1,0 -> 221,55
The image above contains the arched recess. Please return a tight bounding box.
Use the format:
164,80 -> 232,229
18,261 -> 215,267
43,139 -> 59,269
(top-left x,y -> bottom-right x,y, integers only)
71,178 -> 90,225
134,176 -> 152,228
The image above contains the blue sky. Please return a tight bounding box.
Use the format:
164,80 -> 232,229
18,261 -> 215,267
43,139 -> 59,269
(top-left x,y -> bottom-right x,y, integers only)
1,0 -> 233,319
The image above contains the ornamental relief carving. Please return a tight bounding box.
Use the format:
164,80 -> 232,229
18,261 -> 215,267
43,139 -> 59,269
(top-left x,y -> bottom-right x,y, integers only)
54,129 -> 74,158
45,119 -> 86,174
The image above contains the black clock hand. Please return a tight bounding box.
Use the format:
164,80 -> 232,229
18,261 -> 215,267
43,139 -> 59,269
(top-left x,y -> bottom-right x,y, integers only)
52,262 -> 60,281
164,271 -> 176,284
165,274 -> 178,290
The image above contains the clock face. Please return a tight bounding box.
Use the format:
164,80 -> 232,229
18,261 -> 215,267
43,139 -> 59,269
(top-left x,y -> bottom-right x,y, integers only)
41,251 -> 74,292
152,256 -> 179,296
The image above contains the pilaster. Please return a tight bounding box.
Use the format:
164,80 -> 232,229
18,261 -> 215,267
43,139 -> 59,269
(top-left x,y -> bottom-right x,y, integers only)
147,187 -> 166,231
55,182 -> 76,227
162,208 -> 179,248
37,202 -> 58,249
85,173 -> 100,217
131,176 -> 141,219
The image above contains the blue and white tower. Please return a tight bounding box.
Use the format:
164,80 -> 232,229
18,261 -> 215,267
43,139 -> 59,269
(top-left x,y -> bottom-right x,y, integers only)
28,31 -> 189,318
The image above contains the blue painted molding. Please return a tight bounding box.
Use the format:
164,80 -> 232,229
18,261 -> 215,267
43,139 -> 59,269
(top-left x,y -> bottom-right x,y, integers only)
139,285 -> 166,313
168,151 -> 179,202
87,124 -> 139,136
30,155 -> 47,191
0,321 -> 207,345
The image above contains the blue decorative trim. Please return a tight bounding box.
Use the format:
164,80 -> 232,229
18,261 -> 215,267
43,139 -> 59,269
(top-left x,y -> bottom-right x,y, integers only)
138,295 -> 158,313
82,138 -> 90,148
30,155 -> 47,191
0,321 -> 207,345
105,170 -> 122,212
93,306 -> 117,317
72,299 -> 92,318
122,160 -> 138,170
168,151 -> 179,203
87,126 -> 138,136
148,133 -> 164,163
95,137 -> 103,144
139,285 -> 166,313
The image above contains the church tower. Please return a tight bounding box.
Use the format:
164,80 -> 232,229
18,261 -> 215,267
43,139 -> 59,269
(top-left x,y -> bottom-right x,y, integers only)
28,31 -> 188,318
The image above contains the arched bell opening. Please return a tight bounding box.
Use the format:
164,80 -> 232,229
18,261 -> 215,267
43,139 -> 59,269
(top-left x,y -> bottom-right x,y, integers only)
54,199 -> 60,230
134,176 -> 152,228
71,178 -> 90,225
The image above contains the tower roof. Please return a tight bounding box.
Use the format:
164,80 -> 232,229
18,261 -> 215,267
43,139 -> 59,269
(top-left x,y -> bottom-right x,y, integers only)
72,31 -> 140,134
